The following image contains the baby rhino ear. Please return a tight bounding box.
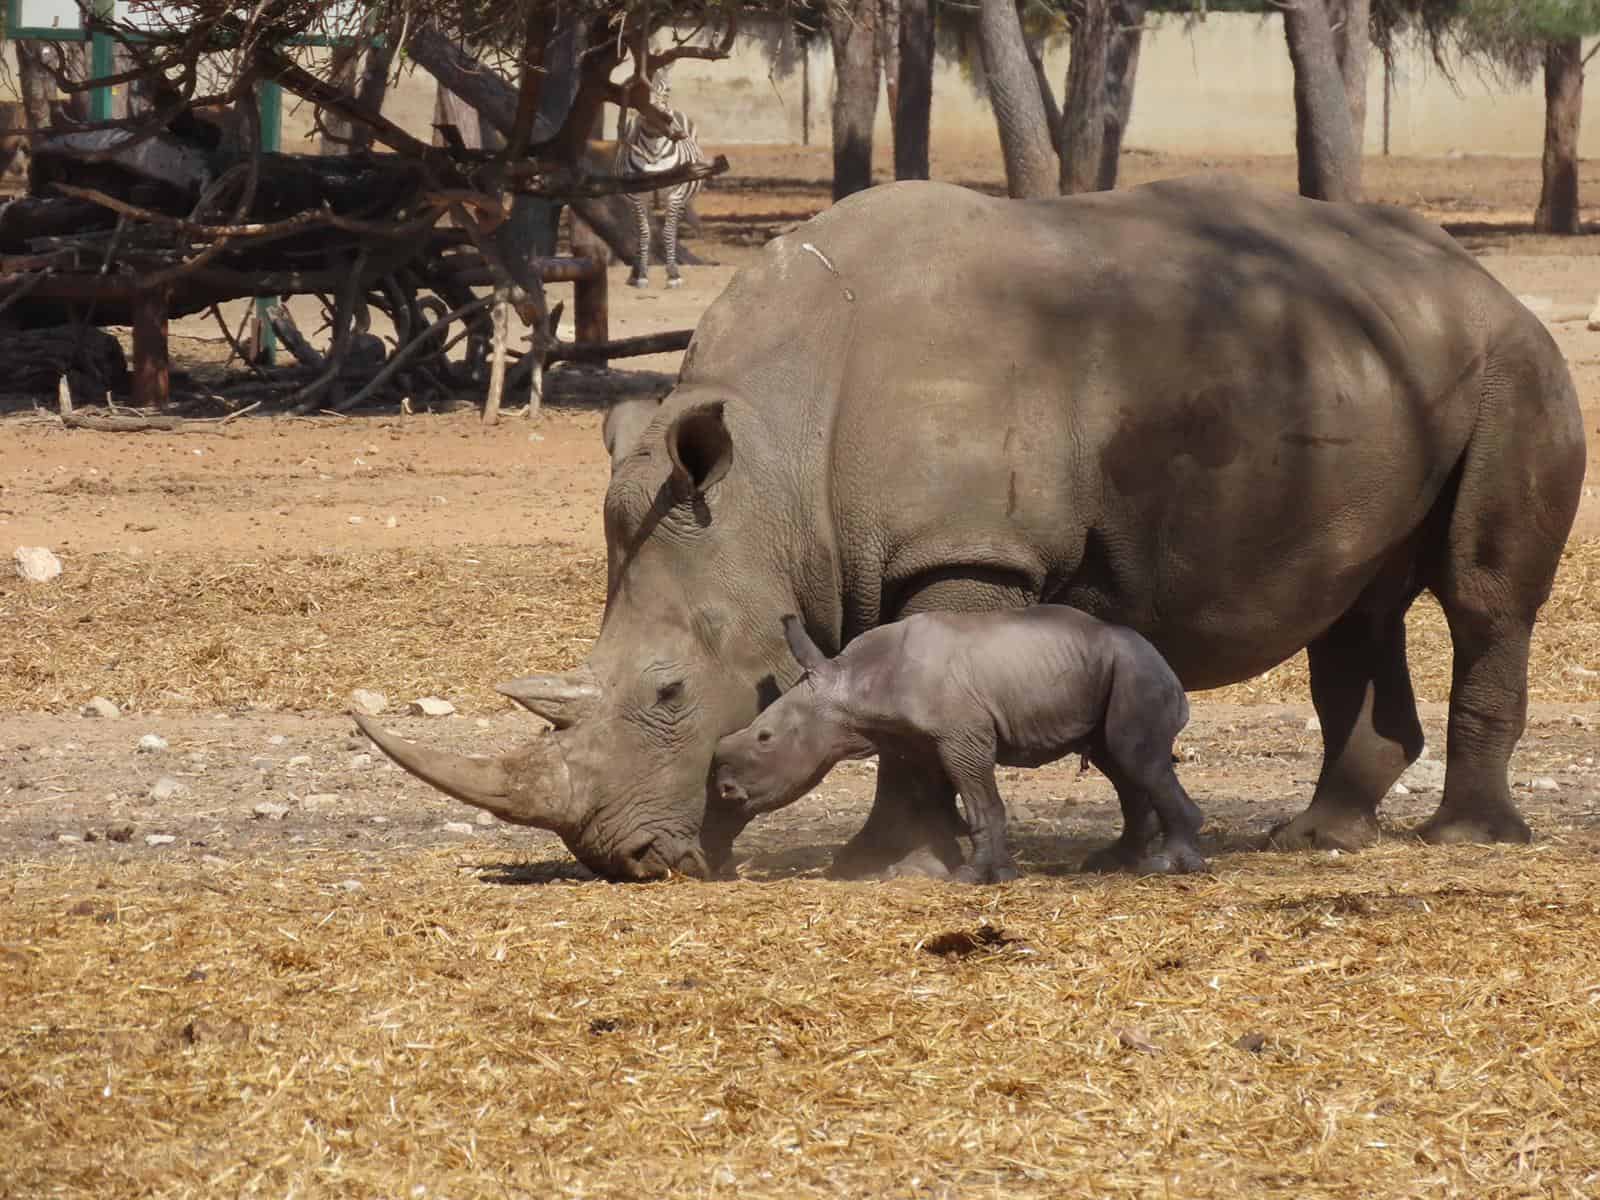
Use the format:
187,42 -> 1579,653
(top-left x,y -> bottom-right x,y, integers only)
781,615 -> 831,673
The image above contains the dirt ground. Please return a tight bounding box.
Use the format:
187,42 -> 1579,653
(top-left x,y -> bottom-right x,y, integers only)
4,149 -> 1600,1197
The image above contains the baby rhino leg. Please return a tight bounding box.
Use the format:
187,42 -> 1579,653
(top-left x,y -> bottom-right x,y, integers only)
937,737 -> 1020,885
1085,657 -> 1208,875
1080,777 -> 1162,873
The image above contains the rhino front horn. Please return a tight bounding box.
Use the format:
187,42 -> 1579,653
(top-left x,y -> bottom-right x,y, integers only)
496,668 -> 602,729
352,713 -> 573,832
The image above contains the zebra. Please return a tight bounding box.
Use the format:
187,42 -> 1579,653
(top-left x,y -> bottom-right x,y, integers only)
614,67 -> 705,290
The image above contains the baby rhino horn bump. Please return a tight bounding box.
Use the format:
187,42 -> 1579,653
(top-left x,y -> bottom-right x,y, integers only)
496,669 -> 603,729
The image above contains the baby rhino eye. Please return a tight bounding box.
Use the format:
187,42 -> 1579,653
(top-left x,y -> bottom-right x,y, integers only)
656,681 -> 685,706
757,729 -> 773,744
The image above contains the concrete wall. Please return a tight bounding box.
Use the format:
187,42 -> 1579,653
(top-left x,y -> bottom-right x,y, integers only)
3,16 -> 1594,159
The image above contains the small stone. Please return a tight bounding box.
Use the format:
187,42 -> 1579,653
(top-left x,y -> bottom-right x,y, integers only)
1233,1032 -> 1268,1054
137,733 -> 169,754
149,777 -> 183,801
1117,1027 -> 1161,1055
13,545 -> 63,583
333,879 -> 363,893
1398,754 -> 1446,794
1530,777 -> 1560,792
200,855 -> 228,869
1391,782 -> 1411,796
107,824 -> 134,843
347,515 -> 364,525
252,801 -> 290,821
384,516 -> 398,529
369,815 -> 388,825
55,832 -> 82,844
83,829 -> 100,843
82,697 -> 121,720
248,756 -> 274,770
267,735 -> 287,746
287,755 -> 313,768
144,833 -> 176,847
349,689 -> 387,717
1303,717 -> 1321,733
1587,290 -> 1600,331
441,821 -> 476,836
475,718 -> 491,729
474,810 -> 495,827
409,697 -> 455,718
300,792 -> 340,812
348,753 -> 373,771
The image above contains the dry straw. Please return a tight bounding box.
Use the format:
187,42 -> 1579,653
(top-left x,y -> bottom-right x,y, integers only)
3,839 -> 1600,1197
2,540 -> 1597,714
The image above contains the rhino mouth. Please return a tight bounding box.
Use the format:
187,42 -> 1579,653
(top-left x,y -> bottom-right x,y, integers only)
611,829 -> 711,881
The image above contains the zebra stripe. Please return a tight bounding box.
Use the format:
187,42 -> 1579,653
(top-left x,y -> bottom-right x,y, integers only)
615,72 -> 705,288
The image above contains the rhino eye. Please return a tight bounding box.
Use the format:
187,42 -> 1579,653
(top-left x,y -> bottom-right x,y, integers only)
656,680 -> 685,706
757,729 -> 773,744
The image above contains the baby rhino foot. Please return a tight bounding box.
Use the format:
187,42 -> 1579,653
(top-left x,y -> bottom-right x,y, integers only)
1137,842 -> 1210,876
952,860 -> 1021,885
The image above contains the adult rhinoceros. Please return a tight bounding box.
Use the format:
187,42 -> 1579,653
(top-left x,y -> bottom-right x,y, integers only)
358,174 -> 1586,881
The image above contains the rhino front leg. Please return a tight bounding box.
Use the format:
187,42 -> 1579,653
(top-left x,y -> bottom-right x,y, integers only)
829,751 -> 966,880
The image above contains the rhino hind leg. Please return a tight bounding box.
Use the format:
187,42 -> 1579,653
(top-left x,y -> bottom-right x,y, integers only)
1266,610 -> 1423,852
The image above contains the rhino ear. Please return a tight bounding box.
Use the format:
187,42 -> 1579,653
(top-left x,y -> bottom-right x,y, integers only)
665,401 -> 733,498
781,614 -> 831,673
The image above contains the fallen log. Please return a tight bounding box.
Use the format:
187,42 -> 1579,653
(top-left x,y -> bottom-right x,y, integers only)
547,329 -> 693,365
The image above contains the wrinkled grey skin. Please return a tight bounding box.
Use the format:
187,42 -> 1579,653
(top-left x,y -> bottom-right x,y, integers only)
358,174 -> 1586,881
711,609 -> 1204,882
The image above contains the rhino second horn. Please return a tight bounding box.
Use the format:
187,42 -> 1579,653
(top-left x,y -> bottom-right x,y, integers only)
496,669 -> 602,729
352,713 -> 570,831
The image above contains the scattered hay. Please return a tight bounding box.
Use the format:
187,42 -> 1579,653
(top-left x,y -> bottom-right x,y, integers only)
1,539 -> 1597,714
3,842 -> 1600,1196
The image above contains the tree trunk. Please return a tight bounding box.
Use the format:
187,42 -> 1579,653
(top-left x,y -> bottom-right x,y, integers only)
350,37 -> 396,152
1534,38 -> 1583,235
16,43 -> 55,145
1060,0 -> 1113,194
977,0 -> 1057,198
1331,0 -> 1369,154
320,44 -> 362,154
1097,0 -> 1148,189
894,0 -> 935,179
878,0 -> 901,144
830,0 -> 881,200
1282,0 -> 1361,202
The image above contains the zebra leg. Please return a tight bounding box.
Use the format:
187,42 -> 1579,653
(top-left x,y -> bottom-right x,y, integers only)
627,192 -> 651,288
663,188 -> 688,289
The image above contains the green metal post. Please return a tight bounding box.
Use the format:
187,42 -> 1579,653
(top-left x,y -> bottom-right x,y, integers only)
88,0 -> 115,122
253,81 -> 283,364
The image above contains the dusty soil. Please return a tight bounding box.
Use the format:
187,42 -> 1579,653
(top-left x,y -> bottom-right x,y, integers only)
4,149 -> 1600,1197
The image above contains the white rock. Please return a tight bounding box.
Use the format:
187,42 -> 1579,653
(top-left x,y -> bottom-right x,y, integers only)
55,832 -> 83,844
347,515 -> 364,525
1391,782 -> 1411,796
441,821 -> 476,836
1530,777 -> 1560,792
137,733 -> 169,754
287,754 -> 313,769
267,735 -> 287,746
300,792 -> 340,812
474,810 -> 495,827
144,833 -> 176,847
252,801 -> 290,820
370,815 -> 388,825
1587,291 -> 1600,331
1303,717 -> 1321,733
348,753 -> 373,771
409,697 -> 456,718
475,718 -> 491,729
249,756 -> 274,770
14,545 -> 62,583
334,879 -> 363,893
82,697 -> 121,720
384,516 -> 398,529
349,689 -> 388,716
149,777 -> 183,801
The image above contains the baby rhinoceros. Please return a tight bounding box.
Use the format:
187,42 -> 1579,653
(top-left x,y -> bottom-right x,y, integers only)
711,608 -> 1207,883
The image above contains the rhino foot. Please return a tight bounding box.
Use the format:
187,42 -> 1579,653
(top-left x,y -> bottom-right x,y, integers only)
952,859 -> 1021,885
1263,805 -> 1381,853
1082,839 -> 1207,876
1415,808 -> 1532,846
